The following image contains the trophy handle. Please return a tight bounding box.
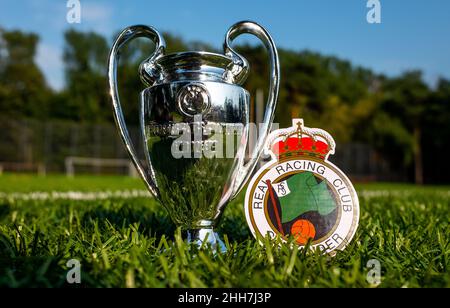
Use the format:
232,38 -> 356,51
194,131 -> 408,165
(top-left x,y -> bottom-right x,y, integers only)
107,25 -> 166,197
224,21 -> 280,199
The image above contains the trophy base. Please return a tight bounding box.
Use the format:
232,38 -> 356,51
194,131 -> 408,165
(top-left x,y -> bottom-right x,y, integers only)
187,228 -> 227,253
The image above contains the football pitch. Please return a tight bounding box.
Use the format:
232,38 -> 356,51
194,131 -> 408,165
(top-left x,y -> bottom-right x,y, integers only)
0,174 -> 448,288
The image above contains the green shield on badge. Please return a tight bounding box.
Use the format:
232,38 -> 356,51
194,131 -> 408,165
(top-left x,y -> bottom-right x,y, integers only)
277,171 -> 336,223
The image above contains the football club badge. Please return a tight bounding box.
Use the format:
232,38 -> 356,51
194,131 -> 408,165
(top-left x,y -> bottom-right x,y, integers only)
245,119 -> 359,254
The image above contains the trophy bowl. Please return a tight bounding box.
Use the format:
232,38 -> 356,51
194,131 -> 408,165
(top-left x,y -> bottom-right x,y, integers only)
108,21 -> 279,252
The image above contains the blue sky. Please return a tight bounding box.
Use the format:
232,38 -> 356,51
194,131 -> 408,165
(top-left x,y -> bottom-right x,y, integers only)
1,0 -> 449,90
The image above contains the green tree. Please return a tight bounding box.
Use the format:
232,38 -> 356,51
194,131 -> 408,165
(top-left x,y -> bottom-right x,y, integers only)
275,49 -> 377,142
379,71 -> 430,184
61,29 -> 109,122
0,28 -> 51,118
1,25 -> 447,183
422,78 -> 450,183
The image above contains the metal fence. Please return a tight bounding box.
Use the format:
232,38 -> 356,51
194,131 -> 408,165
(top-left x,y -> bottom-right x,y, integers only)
0,117 -> 405,181
0,117 -> 135,175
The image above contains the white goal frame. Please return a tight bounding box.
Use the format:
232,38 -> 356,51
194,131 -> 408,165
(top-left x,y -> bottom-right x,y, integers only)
64,156 -> 137,177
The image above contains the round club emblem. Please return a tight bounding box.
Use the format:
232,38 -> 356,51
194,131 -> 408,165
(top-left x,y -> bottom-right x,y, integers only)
177,83 -> 211,116
245,119 -> 359,255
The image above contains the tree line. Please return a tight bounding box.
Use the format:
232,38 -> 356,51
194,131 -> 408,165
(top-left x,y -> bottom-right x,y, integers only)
0,27 -> 448,184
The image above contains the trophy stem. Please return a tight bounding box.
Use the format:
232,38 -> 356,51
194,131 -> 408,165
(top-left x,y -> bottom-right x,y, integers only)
186,227 -> 227,253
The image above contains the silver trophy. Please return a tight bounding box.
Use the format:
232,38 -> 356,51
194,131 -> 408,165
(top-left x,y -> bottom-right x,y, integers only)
108,21 -> 279,251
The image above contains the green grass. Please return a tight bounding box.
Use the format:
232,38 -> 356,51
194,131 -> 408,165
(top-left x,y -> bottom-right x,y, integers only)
0,173 -> 145,193
0,174 -> 448,287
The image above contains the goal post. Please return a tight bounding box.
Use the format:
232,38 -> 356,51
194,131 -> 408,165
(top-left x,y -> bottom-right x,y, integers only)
65,156 -> 138,177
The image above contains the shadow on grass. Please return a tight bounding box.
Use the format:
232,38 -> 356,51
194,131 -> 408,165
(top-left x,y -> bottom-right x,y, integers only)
79,199 -> 251,243
80,201 -> 176,239
0,203 -> 10,220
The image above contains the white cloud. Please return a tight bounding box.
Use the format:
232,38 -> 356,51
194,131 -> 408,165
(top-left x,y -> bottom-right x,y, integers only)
35,43 -> 64,90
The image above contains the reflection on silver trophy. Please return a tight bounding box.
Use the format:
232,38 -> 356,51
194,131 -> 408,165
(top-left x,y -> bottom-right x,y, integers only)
108,21 -> 279,251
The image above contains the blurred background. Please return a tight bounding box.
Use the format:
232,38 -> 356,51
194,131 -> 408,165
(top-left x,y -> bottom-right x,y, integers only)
0,0 -> 449,184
